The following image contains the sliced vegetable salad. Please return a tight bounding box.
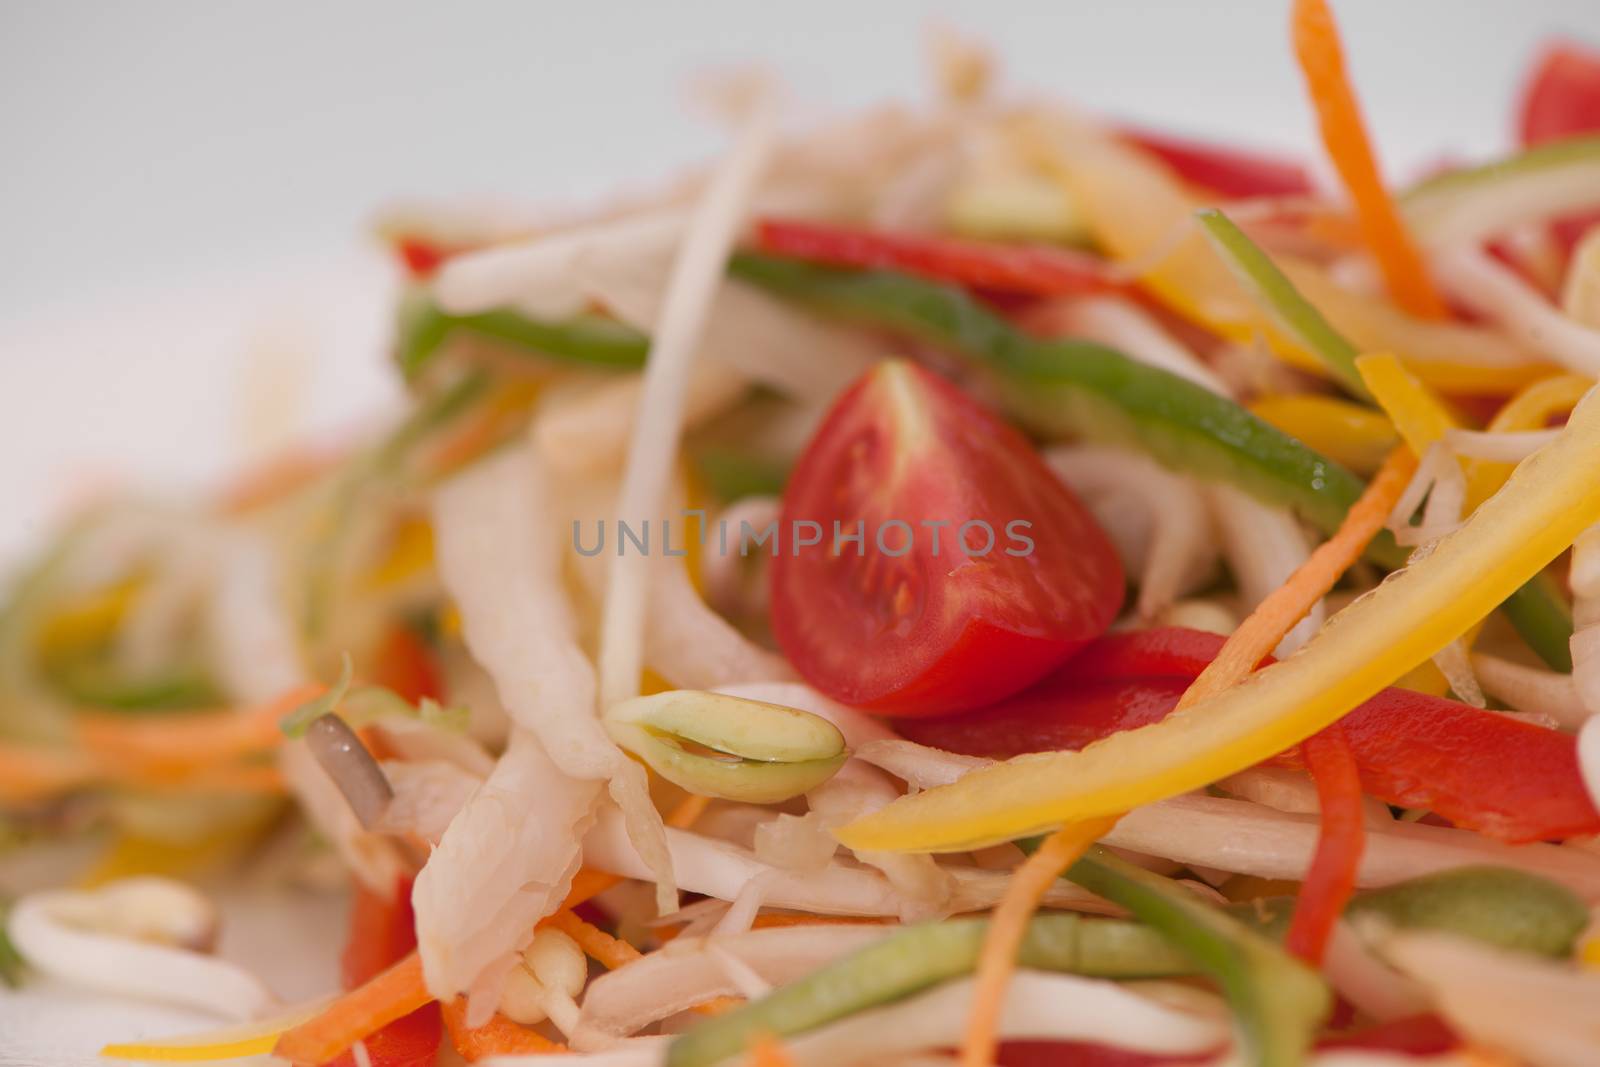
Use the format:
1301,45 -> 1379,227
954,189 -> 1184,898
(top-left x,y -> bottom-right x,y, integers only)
6,12 -> 1600,1067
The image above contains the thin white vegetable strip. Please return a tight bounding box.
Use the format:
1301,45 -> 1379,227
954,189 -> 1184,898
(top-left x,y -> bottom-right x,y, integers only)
780,973 -> 1228,1067
426,445 -> 668,998
1206,484 -> 1323,653
414,730 -> 601,1014
1430,244 -> 1600,376
1104,795 -> 1600,899
599,92 -> 779,709
1471,652 -> 1592,729
1444,427 -> 1563,462
572,926 -> 892,1047
7,888 -> 275,1021
1382,930 -> 1600,1067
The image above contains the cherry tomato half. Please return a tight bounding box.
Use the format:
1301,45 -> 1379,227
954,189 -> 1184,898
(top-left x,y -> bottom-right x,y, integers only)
769,360 -> 1123,716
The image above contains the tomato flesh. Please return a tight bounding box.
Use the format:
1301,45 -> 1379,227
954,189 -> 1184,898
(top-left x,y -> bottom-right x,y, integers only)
1518,39 -> 1600,146
770,361 -> 1123,716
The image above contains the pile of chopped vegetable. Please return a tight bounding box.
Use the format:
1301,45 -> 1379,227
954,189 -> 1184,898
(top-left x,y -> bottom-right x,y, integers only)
6,11 -> 1600,1067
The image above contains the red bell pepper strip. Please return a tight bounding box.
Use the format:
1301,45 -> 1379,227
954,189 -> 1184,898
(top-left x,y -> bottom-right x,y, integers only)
994,1014 -> 1458,1067
1318,1014 -> 1458,1056
1283,725 -> 1365,965
898,628 -> 1600,843
371,624 -> 445,707
394,238 -> 449,279
322,876 -> 442,1067
1516,40 -> 1600,255
1518,40 -> 1600,146
342,877 -> 422,989
997,1042 -> 1210,1067
1118,127 -> 1314,199
753,218 -> 1119,298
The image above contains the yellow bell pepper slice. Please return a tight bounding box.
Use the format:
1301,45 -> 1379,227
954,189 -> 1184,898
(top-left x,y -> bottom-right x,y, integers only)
836,388 -> 1600,853
1464,374 -> 1594,511
1023,121 -> 1555,396
1248,395 -> 1398,475
34,576 -> 140,659
100,998 -> 331,1061
1353,352 -> 1461,456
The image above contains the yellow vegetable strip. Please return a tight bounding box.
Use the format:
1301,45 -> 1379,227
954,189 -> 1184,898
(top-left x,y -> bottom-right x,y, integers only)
959,817 -> 1118,1067
1464,374 -> 1594,510
1354,352 -> 1460,456
1177,445 -> 1416,711
101,998 -> 332,1062
1249,395 -> 1398,475
836,388 -> 1600,853
1024,120 -> 1546,396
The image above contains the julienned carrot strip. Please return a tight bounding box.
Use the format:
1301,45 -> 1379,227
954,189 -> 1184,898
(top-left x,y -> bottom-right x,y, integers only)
274,951 -> 431,1065
1285,724 -> 1366,965
74,683 -> 326,768
750,915 -> 898,930
666,791 -> 713,829
1291,0 -> 1447,318
748,1032 -> 796,1067
218,444 -> 348,515
958,817 -> 1119,1067
440,998 -> 565,1062
542,909 -> 642,970
0,744 -> 99,803
1177,444 -> 1417,710
561,867 -> 622,910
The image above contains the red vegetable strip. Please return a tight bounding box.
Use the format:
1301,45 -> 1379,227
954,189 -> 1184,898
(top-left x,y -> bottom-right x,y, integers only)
899,628 -> 1600,843
1119,127 -> 1313,199
1518,39 -> 1600,146
440,999 -> 565,1062
1291,0 -> 1447,318
320,1005 -> 442,1067
342,876 -> 420,990
1317,1014 -> 1458,1056
754,218 -> 1118,298
274,953 -> 432,1065
1284,724 -> 1366,965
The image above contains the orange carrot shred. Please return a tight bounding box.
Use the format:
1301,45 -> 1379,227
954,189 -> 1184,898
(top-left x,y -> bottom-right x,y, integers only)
1177,444 -> 1417,710
748,1031 -> 795,1067
541,909 -> 642,970
74,682 -> 325,768
275,951 -> 432,1065
960,816 -> 1119,1067
440,997 -> 566,1061
1291,0 -> 1447,318
561,867 -> 623,910
666,791 -> 713,829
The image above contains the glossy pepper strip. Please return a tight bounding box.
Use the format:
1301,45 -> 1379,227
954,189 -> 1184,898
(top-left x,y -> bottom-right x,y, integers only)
395,293 -> 648,380
1356,352 -> 1577,671
1282,726 -> 1364,966
1066,848 -> 1328,1067
899,627 -> 1600,844
754,217 -> 1119,298
841,387 -> 1600,854
1248,395 -> 1397,476
728,253 -> 1396,562
665,911 -> 1197,1067
1195,208 -> 1370,399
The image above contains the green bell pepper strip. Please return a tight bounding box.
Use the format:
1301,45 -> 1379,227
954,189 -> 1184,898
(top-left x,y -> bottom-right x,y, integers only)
728,253 -> 1577,669
1193,209 -> 1371,401
1401,134 -> 1600,246
664,911 -> 1193,1067
395,293 -> 649,381
1500,572 -> 1575,673
1066,848 -> 1328,1067
0,897 -> 23,987
50,661 -> 219,714
665,860 -> 1581,1067
1247,865 -> 1589,960
727,252 -> 1396,562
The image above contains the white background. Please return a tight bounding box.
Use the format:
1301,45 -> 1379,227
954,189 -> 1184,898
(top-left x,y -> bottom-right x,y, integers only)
1,1 -> 1598,1061
3,0 -> 1598,561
